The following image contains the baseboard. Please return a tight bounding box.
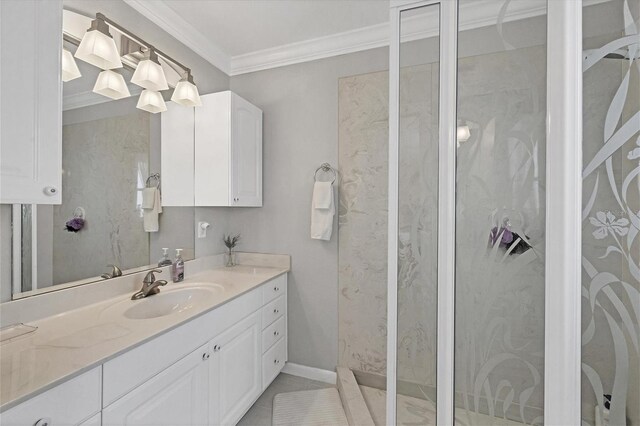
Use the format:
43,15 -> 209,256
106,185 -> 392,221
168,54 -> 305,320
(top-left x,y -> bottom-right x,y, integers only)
282,362 -> 337,384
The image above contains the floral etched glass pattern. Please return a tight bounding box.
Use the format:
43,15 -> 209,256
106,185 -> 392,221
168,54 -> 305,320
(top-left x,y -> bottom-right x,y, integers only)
582,0 -> 640,424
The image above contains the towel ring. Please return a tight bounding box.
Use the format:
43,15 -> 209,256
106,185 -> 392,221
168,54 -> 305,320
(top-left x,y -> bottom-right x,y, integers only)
314,163 -> 337,184
146,173 -> 160,189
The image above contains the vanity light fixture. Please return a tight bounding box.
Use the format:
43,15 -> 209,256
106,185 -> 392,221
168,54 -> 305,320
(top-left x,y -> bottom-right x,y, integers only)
93,70 -> 131,100
61,48 -> 81,82
64,11 -> 202,109
170,72 -> 202,107
74,15 -> 123,70
137,89 -> 167,114
131,48 -> 169,91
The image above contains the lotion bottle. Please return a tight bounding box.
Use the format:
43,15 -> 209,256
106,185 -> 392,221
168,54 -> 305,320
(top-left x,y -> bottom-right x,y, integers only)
172,249 -> 185,282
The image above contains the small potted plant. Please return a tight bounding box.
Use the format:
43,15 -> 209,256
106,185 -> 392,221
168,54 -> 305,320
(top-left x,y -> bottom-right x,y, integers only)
223,234 -> 240,267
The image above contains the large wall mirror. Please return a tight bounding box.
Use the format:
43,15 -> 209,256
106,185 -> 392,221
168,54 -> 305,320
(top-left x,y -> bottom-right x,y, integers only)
0,7 -> 195,301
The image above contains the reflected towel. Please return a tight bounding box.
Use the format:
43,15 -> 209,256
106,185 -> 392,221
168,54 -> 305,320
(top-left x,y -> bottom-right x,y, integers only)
310,181 -> 334,241
142,188 -> 162,232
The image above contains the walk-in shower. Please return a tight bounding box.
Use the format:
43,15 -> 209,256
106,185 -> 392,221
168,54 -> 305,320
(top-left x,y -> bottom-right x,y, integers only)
382,0 -> 639,425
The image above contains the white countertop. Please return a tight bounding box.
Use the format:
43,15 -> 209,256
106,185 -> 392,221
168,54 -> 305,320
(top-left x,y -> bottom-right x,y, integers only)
0,259 -> 289,412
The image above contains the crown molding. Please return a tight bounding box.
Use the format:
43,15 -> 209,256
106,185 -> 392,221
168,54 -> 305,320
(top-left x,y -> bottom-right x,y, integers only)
229,0 -> 545,75
63,85 -> 142,111
122,0 -> 231,75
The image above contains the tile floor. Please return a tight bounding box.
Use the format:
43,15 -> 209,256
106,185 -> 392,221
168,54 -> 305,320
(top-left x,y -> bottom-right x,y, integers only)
237,373 -> 335,426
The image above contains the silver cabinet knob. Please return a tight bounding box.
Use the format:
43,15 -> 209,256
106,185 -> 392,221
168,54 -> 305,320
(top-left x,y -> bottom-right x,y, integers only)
43,186 -> 57,196
273,359 -> 280,365
274,286 -> 279,291
202,352 -> 210,360
273,331 -> 279,336
274,309 -> 279,314
34,418 -> 51,426
213,345 -> 221,352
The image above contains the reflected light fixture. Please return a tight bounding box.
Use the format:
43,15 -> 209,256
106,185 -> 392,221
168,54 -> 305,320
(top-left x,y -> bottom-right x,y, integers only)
137,89 -> 167,113
131,49 -> 169,91
61,48 -> 81,82
75,16 -> 123,70
93,70 -> 130,100
171,72 -> 202,107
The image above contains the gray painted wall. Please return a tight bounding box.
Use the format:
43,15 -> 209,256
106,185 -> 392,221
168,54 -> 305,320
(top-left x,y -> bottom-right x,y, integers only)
226,47 -> 389,371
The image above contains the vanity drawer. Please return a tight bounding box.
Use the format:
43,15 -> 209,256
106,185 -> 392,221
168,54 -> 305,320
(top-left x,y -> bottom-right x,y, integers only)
262,295 -> 285,327
262,274 -> 286,304
262,337 -> 286,389
1,367 -> 101,426
262,315 -> 285,352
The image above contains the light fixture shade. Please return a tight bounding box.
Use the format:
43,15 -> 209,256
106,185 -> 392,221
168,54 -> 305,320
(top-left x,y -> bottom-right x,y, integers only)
131,56 -> 169,91
137,90 -> 167,114
171,77 -> 202,107
457,125 -> 471,143
93,70 -> 130,100
75,26 -> 122,70
61,48 -> 81,82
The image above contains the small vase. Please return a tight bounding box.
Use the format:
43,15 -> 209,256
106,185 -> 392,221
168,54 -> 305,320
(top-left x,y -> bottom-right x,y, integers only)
225,250 -> 235,267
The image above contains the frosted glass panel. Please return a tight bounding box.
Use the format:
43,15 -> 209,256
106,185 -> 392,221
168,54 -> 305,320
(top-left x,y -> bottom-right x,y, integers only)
582,1 -> 640,425
396,4 -> 440,424
455,1 -> 547,424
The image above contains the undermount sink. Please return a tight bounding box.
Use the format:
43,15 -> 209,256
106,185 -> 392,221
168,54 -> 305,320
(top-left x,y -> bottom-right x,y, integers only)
123,285 -> 223,320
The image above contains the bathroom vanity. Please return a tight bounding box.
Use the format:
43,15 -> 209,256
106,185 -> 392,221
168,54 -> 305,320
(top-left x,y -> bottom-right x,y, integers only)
0,254 -> 289,426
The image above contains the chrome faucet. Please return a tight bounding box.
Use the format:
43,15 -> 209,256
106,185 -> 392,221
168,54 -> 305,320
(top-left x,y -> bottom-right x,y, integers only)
101,264 -> 123,279
131,269 -> 168,300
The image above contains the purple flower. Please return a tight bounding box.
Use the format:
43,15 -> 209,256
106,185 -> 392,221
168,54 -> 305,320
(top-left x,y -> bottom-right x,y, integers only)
65,217 -> 85,232
489,226 -> 514,247
501,228 -> 514,244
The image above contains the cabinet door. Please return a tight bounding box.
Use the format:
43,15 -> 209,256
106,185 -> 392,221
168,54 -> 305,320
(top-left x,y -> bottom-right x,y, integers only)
0,0 -> 62,204
230,94 -> 262,207
102,344 -> 210,426
211,311 -> 261,425
161,102 -> 195,206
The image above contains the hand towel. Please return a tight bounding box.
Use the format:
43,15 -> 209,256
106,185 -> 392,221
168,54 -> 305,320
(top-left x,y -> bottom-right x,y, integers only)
142,187 -> 162,232
310,181 -> 334,240
313,181 -> 333,209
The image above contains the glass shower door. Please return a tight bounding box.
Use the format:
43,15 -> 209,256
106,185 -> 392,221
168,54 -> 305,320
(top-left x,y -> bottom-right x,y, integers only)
581,1 -> 640,424
394,3 -> 440,425
455,1 -> 547,424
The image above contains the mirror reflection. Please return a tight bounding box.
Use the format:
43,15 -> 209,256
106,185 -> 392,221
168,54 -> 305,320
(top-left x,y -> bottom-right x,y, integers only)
0,8 -> 195,301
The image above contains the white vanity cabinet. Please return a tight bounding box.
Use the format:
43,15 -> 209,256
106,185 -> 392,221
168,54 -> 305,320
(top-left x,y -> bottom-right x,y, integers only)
102,344 -> 211,426
161,91 -> 263,208
0,367 -> 102,426
210,311 -> 262,425
1,274 -> 287,426
101,274 -> 285,426
0,0 -> 63,204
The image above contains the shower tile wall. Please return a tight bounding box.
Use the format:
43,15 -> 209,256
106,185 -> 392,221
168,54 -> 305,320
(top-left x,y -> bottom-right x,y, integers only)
52,112 -> 150,284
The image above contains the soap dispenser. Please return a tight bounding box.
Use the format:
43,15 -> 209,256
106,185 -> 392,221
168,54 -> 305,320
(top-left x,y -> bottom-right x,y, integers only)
172,249 -> 185,283
158,248 -> 172,267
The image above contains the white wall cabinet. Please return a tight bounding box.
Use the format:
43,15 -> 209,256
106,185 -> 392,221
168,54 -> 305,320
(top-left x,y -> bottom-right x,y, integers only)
0,0 -> 63,204
162,91 -> 262,207
195,91 -> 263,207
160,102 -> 195,206
210,311 -> 262,425
102,344 -> 210,426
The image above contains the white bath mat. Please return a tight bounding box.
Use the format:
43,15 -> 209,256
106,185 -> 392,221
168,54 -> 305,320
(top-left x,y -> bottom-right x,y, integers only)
272,388 -> 349,426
